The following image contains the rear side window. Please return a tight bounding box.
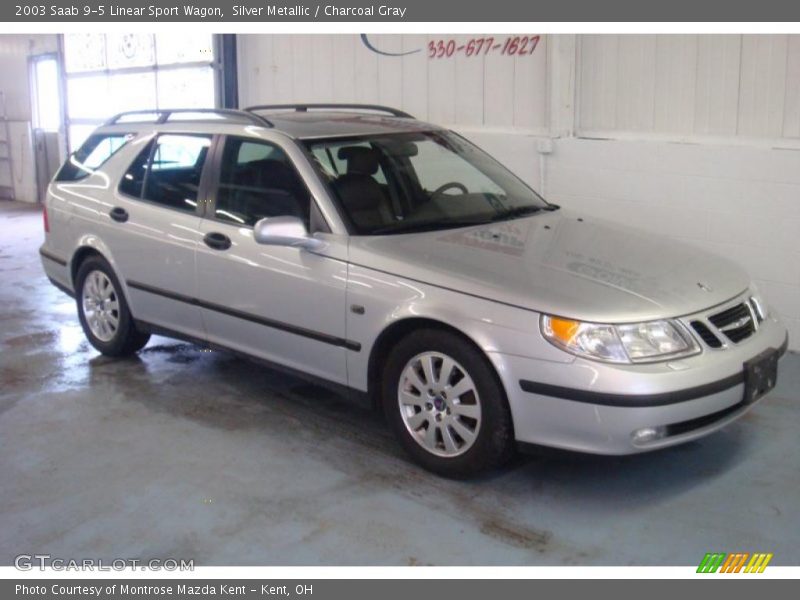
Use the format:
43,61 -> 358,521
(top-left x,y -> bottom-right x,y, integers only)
119,140 -> 153,198
118,133 -> 212,213
55,133 -> 133,182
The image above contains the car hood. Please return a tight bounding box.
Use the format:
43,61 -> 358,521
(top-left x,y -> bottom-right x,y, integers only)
346,210 -> 751,323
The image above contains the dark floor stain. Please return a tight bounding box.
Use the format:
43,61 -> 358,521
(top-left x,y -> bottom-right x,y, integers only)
289,383 -> 339,401
0,365 -> 28,389
3,330 -> 58,349
0,310 -> 34,322
479,518 -> 551,551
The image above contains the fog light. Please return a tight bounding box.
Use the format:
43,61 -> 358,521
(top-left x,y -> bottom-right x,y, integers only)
631,426 -> 666,445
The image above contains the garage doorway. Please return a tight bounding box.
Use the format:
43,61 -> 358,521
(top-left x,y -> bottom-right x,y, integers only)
61,33 -> 217,151
31,53 -> 63,203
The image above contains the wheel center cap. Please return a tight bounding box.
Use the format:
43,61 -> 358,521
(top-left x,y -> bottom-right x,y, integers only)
433,396 -> 446,411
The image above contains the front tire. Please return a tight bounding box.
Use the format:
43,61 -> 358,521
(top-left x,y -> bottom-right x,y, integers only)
75,255 -> 150,357
382,329 -> 514,478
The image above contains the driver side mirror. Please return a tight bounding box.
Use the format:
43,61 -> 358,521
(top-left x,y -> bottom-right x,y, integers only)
253,216 -> 324,251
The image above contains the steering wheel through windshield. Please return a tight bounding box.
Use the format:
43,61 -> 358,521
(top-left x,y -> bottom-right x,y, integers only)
430,181 -> 469,201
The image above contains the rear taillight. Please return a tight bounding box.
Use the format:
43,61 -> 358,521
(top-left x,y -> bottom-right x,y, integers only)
43,205 -> 49,233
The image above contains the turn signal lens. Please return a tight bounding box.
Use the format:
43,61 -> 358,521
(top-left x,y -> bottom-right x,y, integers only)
43,205 -> 49,233
543,316 -> 580,344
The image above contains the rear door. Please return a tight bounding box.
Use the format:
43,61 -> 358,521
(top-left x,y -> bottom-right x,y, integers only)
109,132 -> 213,339
194,134 -> 350,385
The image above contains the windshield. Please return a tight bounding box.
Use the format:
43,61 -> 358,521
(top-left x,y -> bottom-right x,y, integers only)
306,131 -> 553,235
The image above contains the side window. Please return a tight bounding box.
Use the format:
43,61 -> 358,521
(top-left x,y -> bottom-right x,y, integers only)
214,137 -> 310,227
56,133 -> 133,182
142,134 -> 212,212
119,140 -> 153,198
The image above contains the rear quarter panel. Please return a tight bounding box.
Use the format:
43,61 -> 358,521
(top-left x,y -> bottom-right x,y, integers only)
41,131 -> 155,291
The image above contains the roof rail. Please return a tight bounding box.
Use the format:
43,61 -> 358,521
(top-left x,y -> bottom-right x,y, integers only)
244,103 -> 414,119
103,108 -> 273,128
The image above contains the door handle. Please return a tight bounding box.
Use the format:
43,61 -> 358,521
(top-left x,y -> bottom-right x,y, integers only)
203,232 -> 232,251
109,207 -> 129,223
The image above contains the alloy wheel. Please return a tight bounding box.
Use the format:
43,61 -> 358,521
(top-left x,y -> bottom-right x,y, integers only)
397,351 -> 482,457
81,270 -> 120,342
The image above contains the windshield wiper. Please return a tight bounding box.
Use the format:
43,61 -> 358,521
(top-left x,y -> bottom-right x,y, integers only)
489,205 -> 545,222
369,203 -> 557,234
370,218 -> 491,235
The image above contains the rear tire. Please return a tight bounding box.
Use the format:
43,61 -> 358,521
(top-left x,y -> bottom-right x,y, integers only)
381,329 -> 514,478
75,255 -> 150,357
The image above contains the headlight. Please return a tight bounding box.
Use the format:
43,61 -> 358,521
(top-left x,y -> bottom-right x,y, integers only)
540,315 -> 700,363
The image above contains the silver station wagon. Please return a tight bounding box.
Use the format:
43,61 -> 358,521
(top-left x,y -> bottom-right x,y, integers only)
40,104 -> 789,477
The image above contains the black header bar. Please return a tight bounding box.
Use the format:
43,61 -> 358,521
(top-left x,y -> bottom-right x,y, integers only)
5,0 -> 800,22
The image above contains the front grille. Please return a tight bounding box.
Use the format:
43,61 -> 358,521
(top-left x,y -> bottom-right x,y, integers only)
723,322 -> 757,343
708,302 -> 756,344
690,321 -> 722,348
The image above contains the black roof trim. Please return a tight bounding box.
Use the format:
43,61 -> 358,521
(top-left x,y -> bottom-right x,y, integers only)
104,109 -> 273,128
245,103 -> 414,119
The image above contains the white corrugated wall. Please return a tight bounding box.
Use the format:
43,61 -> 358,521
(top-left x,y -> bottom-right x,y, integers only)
238,34 -> 550,131
578,34 -> 800,141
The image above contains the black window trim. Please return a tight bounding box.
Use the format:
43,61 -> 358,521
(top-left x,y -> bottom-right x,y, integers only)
296,139 -> 359,235
116,131 -> 218,219
203,134 -> 331,234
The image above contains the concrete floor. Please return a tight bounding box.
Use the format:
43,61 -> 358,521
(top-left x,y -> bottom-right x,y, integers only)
1,199 -> 798,566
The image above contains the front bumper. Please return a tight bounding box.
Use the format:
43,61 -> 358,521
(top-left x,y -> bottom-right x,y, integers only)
490,315 -> 789,455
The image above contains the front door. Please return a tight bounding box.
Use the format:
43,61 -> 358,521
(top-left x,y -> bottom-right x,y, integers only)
194,134 -> 350,385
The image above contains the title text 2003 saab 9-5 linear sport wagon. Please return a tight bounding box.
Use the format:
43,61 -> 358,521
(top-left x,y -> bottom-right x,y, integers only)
40,104 -> 789,477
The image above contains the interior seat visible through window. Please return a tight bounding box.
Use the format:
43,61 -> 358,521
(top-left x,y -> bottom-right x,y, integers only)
118,133 -> 211,213
214,138 -> 311,227
332,146 -> 394,230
